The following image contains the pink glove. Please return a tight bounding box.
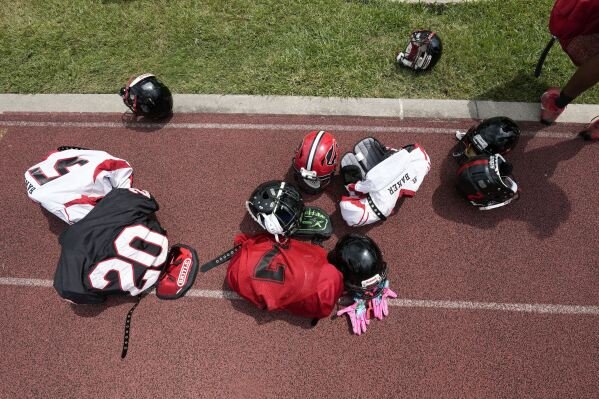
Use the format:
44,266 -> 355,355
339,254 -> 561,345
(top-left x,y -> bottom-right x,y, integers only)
371,281 -> 397,320
337,299 -> 370,335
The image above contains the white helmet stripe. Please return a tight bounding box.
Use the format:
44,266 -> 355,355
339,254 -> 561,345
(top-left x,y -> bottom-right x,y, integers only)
306,130 -> 325,171
129,73 -> 155,88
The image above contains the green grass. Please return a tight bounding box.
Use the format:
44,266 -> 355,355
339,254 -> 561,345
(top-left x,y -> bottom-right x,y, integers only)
0,0 -> 597,103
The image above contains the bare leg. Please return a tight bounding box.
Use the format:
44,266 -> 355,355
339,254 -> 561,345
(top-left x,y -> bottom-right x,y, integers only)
562,52 -> 599,100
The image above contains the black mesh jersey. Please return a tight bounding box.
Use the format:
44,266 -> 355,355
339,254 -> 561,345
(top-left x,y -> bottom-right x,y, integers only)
53,188 -> 169,304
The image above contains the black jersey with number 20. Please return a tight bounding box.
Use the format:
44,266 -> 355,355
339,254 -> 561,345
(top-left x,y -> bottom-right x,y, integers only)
54,188 -> 169,304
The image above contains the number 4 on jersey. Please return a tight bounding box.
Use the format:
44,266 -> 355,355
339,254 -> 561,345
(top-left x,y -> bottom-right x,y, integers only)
253,245 -> 286,284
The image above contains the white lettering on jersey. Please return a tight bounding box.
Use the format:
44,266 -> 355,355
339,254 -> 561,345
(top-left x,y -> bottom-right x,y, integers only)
88,224 -> 167,296
114,224 -> 168,267
24,150 -> 133,224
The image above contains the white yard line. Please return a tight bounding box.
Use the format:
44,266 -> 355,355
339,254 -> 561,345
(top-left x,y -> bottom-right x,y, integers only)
0,120 -> 577,139
2,277 -> 597,316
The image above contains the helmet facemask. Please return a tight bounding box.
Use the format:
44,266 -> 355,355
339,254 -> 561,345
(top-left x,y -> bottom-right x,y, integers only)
396,31 -> 442,72
452,125 -> 485,163
120,73 -> 156,114
457,154 -> 519,210
344,264 -> 388,300
246,181 -> 304,242
292,164 -> 334,195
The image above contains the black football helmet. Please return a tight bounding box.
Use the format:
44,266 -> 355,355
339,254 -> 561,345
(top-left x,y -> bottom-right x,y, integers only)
456,154 -> 519,210
246,181 -> 304,241
396,30 -> 443,72
453,117 -> 521,163
328,234 -> 388,299
119,73 -> 173,120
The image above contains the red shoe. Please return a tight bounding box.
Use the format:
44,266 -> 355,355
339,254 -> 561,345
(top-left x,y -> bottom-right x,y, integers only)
579,118 -> 599,142
540,88 -> 566,125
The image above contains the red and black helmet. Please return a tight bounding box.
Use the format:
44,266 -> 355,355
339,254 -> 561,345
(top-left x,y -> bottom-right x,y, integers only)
456,154 -> 519,210
292,130 -> 339,194
396,30 -> 443,72
119,73 -> 173,120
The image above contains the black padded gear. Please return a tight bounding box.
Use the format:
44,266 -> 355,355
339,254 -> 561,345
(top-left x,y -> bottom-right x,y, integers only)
340,137 -> 393,177
341,165 -> 363,185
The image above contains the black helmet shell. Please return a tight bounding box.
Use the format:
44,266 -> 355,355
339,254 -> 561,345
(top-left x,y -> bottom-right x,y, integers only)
120,74 -> 173,120
466,116 -> 520,155
328,234 -> 387,294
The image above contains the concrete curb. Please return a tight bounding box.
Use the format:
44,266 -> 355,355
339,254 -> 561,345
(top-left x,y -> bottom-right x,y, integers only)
0,94 -> 597,123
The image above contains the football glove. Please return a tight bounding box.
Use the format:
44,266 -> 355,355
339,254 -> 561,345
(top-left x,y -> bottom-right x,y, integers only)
337,298 -> 371,336
371,280 -> 397,321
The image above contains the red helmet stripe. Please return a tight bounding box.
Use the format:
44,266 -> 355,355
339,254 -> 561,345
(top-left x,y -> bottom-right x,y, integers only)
306,130 -> 325,171
456,159 -> 489,176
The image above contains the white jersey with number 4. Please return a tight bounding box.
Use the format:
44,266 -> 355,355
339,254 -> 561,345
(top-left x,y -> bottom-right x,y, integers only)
24,149 -> 133,224
340,144 -> 430,226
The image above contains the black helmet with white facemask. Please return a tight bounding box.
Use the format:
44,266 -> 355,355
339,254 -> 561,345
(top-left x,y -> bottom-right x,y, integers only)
246,181 -> 304,242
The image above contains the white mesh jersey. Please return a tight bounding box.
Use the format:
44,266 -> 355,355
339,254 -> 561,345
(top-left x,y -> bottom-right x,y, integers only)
340,144 -> 430,226
24,149 -> 133,224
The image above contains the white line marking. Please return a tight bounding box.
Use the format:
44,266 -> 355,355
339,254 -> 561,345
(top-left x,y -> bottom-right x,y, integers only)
2,277 -> 597,315
0,120 -> 576,138
1,277 -> 53,287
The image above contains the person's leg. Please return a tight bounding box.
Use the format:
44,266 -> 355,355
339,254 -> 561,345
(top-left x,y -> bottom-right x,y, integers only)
562,51 -> 599,99
540,34 -> 599,124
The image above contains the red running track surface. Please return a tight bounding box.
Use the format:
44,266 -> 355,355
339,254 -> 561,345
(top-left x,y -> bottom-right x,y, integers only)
0,112 -> 597,398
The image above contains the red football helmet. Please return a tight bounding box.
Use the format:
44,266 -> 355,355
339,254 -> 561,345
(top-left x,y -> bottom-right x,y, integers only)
292,130 -> 339,194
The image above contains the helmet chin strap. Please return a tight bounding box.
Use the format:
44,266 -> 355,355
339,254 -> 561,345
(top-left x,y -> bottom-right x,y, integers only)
262,213 -> 284,235
245,200 -> 286,242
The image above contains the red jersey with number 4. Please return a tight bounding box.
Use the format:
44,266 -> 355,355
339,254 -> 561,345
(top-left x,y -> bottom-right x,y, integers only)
24,149 -> 133,224
226,234 -> 344,319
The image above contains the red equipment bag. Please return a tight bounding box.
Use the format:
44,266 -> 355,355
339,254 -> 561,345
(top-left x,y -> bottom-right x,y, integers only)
226,233 -> 344,319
